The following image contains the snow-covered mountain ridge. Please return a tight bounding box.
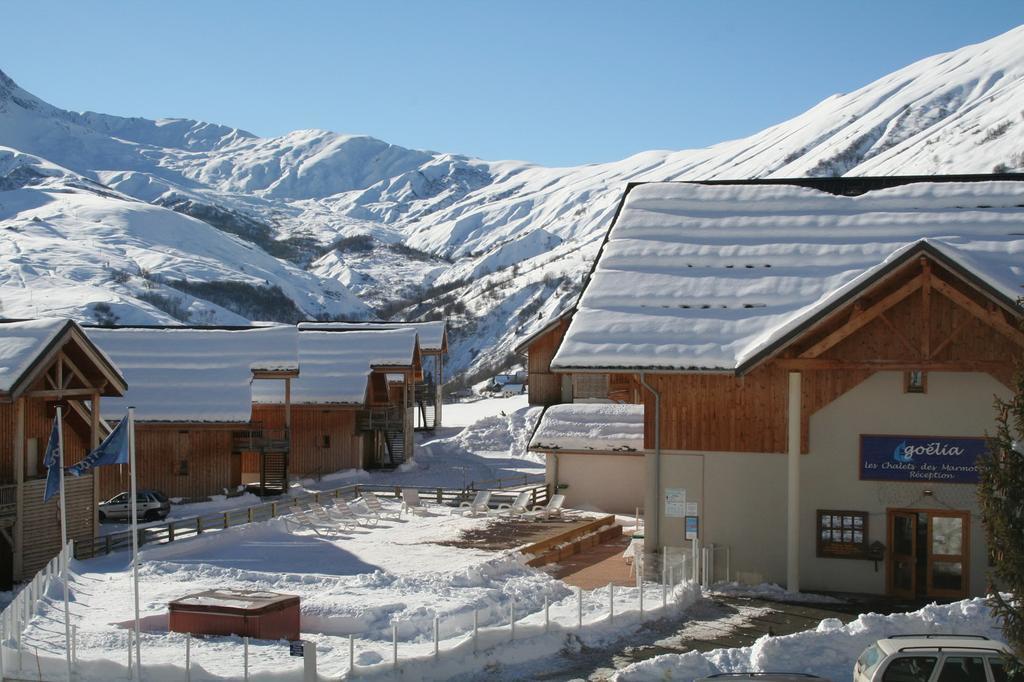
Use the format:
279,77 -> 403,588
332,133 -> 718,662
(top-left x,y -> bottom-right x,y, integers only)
2,25 -> 1023,382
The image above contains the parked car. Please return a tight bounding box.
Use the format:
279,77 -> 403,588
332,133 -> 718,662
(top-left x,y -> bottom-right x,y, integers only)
696,671 -> 831,675
98,490 -> 171,522
854,634 -> 1014,682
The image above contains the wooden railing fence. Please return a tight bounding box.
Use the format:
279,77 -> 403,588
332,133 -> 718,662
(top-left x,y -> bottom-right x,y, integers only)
76,481 -> 550,561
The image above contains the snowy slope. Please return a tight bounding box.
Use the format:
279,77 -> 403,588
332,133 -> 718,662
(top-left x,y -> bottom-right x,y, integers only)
1,26 -> 1023,378
0,148 -> 372,323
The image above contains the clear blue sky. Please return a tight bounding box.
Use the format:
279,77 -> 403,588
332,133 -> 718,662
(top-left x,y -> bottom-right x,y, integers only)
3,1 -> 1022,166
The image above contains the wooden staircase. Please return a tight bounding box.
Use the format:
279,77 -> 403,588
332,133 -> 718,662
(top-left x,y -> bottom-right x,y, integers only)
260,453 -> 288,495
415,382 -> 437,431
522,515 -> 623,568
359,407 -> 407,467
234,426 -> 290,496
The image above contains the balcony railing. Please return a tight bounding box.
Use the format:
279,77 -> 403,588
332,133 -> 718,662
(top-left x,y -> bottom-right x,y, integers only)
232,428 -> 290,454
0,485 -> 16,516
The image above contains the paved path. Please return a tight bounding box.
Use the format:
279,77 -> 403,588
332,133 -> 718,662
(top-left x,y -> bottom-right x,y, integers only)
499,594 -> 859,681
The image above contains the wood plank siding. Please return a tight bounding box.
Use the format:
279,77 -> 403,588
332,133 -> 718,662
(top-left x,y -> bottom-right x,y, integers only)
0,399 -> 90,484
526,320 -> 570,406
251,404 -> 365,475
643,257 -> 1022,454
97,424 -> 241,502
22,475 -> 94,576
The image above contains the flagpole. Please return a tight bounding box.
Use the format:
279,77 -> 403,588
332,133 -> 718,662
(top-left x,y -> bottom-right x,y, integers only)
128,407 -> 140,681
56,406 -> 72,681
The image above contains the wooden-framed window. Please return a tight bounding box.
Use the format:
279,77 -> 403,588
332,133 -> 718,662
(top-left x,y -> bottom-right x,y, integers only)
816,510 -> 869,559
321,434 -> 331,449
904,370 -> 927,394
573,373 -> 609,400
175,458 -> 189,476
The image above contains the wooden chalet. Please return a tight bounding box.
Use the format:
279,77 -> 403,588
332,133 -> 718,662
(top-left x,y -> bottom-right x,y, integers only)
515,309 -> 639,406
0,318 -> 126,586
253,327 -> 422,473
544,176 -> 1024,600
87,325 -> 297,500
299,321 -> 447,430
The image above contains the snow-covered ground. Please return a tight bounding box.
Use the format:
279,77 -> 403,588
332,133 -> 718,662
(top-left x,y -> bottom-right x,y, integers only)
613,598 -> 1004,681
20,497 -> 697,681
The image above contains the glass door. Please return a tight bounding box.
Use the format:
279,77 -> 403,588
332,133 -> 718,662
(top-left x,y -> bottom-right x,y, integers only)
927,511 -> 969,599
888,511 -> 917,598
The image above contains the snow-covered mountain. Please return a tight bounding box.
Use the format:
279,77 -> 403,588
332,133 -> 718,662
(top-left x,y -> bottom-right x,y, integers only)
1,25 -> 1023,382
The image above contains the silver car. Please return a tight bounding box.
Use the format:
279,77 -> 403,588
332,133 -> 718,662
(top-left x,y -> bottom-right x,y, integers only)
98,490 -> 170,522
854,635 -> 1014,682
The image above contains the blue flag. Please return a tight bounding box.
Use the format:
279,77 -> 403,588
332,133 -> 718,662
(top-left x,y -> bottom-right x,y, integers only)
43,414 -> 61,503
67,416 -> 130,477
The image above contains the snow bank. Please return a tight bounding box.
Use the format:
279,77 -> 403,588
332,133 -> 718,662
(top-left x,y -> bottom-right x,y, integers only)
614,597 -> 1003,681
530,403 -> 644,452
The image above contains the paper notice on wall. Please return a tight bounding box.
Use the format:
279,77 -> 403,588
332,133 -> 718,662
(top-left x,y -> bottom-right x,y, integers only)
685,502 -> 698,516
665,488 -> 686,518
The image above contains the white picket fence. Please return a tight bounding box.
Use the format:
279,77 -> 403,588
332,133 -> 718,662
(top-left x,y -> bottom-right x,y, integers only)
0,540 -> 73,681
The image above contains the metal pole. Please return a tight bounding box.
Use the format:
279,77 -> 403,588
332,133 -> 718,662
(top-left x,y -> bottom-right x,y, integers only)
128,407 -> 141,681
185,634 -> 190,682
392,623 -> 398,670
608,583 -> 614,623
544,597 -> 549,633
472,611 -> 478,652
577,587 -> 583,630
243,636 -> 249,681
348,635 -> 354,676
56,407 -> 72,682
433,617 -> 439,659
127,629 -> 132,678
71,623 -> 77,665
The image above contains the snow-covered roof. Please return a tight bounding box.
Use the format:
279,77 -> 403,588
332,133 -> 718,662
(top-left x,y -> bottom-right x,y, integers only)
87,326 -> 297,422
553,180 -> 1024,372
529,403 -> 644,453
254,327 -> 417,405
298,321 -> 447,351
0,318 -> 70,393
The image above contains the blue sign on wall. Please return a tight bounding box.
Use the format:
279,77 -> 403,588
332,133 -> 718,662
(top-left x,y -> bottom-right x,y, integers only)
859,435 -> 988,484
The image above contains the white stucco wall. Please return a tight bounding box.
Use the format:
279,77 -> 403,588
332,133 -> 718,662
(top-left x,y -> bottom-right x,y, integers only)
546,452 -> 645,514
652,371 -> 1008,596
800,371 -> 1007,597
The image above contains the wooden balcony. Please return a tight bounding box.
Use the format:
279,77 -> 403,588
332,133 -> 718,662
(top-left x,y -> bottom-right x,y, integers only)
232,428 -> 290,454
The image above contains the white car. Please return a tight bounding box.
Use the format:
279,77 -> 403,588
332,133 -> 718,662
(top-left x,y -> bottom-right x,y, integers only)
854,634 -> 1014,682
698,675 -> 830,682
98,490 -> 171,522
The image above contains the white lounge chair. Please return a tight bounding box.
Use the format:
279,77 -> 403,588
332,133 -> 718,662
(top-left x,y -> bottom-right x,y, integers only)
454,490 -> 491,516
525,494 -> 566,522
285,507 -> 344,536
360,490 -> 401,520
322,500 -> 379,527
310,502 -> 360,529
401,488 -> 430,516
495,491 -> 531,518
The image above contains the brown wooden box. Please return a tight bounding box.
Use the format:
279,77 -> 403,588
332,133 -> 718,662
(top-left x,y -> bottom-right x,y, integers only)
168,590 -> 300,641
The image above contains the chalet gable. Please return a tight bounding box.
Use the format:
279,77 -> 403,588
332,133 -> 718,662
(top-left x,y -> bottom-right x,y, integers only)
0,319 -> 126,402
752,242 -> 1023,384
